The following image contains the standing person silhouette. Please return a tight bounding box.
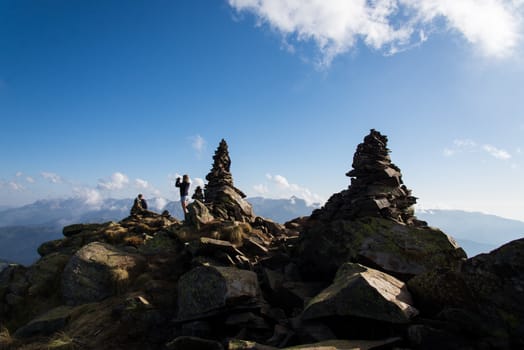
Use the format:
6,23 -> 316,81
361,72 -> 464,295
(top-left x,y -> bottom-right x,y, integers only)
175,174 -> 191,215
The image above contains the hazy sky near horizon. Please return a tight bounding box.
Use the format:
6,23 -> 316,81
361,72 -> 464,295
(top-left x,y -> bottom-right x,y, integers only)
1,0 -> 523,221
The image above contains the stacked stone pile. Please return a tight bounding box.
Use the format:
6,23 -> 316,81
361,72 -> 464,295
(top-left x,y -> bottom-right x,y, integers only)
204,139 -> 238,199
312,129 -> 421,225
203,139 -> 255,222
346,129 -> 418,224
299,129 -> 464,281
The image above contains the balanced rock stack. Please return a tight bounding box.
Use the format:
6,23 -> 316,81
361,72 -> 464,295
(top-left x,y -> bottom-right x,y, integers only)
299,129 -> 465,280
313,129 -> 421,225
346,129 -> 418,224
203,139 -> 255,222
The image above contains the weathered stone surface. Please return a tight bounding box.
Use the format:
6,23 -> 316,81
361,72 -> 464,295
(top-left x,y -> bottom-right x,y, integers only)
228,339 -> 277,350
263,268 -> 324,311
187,236 -> 244,257
166,336 -> 224,350
254,217 -> 284,236
26,253 -> 70,297
63,223 -> 109,237
14,305 -> 73,338
298,216 -> 466,280
225,311 -> 270,329
302,263 -> 418,324
212,185 -> 255,221
407,324 -> 472,350
284,338 -> 403,350
177,265 -> 260,320
62,242 -> 146,305
187,199 -> 215,227
242,237 -> 269,256
137,232 -> 178,256
408,238 -> 524,346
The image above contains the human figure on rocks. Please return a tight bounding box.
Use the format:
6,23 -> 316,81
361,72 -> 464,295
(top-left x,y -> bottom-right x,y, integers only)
192,186 -> 204,201
176,174 -> 191,215
130,194 -> 148,216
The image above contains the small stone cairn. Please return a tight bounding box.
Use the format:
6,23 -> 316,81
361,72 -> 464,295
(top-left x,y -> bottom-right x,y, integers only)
313,129 -> 423,225
191,186 -> 204,201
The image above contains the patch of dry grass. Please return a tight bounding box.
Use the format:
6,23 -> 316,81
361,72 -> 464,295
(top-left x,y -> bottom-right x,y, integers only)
0,326 -> 15,350
103,225 -> 128,244
123,235 -> 144,247
46,331 -> 75,350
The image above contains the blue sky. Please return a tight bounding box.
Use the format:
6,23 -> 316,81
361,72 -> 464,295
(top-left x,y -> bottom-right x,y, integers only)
1,0 -> 523,221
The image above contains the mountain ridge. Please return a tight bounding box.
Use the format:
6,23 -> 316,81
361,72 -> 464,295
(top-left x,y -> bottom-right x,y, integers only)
1,197 -> 523,264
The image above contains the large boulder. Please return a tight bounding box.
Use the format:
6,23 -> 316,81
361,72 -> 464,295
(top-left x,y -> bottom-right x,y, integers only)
177,265 -> 260,320
63,223 -> 111,237
211,185 -> 255,221
61,242 -> 146,305
297,216 -> 466,280
302,263 -> 418,324
408,238 -> 524,347
187,200 -> 215,228
14,305 -> 73,338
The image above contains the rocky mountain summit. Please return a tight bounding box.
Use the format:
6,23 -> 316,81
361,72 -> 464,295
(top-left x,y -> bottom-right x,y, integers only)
1,133 -> 523,350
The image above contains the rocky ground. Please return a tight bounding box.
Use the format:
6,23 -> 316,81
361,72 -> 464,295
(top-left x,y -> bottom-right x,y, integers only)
1,133 -> 522,350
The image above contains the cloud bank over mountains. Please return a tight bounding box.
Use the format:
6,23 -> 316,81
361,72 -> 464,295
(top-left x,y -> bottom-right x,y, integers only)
253,173 -> 324,206
228,0 -> 524,65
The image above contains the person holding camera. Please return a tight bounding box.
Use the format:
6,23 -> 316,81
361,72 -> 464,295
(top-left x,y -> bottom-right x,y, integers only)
175,174 -> 191,215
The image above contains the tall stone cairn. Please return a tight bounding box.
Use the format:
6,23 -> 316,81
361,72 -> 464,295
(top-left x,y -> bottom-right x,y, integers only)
203,139 -> 254,221
204,139 -> 246,202
312,129 -> 421,225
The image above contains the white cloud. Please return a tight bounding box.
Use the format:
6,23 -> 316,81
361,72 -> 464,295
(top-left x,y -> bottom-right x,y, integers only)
74,187 -> 103,208
228,0 -> 523,65
253,183 -> 269,194
444,138 -> 478,156
443,148 -> 455,157
41,172 -> 63,184
482,144 -> 512,159
403,0 -> 522,58
263,173 -> 324,205
135,178 -> 150,189
153,197 -> 168,210
444,139 -> 513,161
97,172 -> 130,191
191,135 -> 206,155
454,139 -> 477,148
270,174 -> 291,188
8,181 -> 25,191
193,177 -> 205,189
15,172 -> 35,184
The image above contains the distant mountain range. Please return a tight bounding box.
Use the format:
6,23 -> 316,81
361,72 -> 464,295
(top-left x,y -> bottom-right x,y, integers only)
0,197 -> 522,265
248,196 -> 320,223
416,209 -> 524,256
